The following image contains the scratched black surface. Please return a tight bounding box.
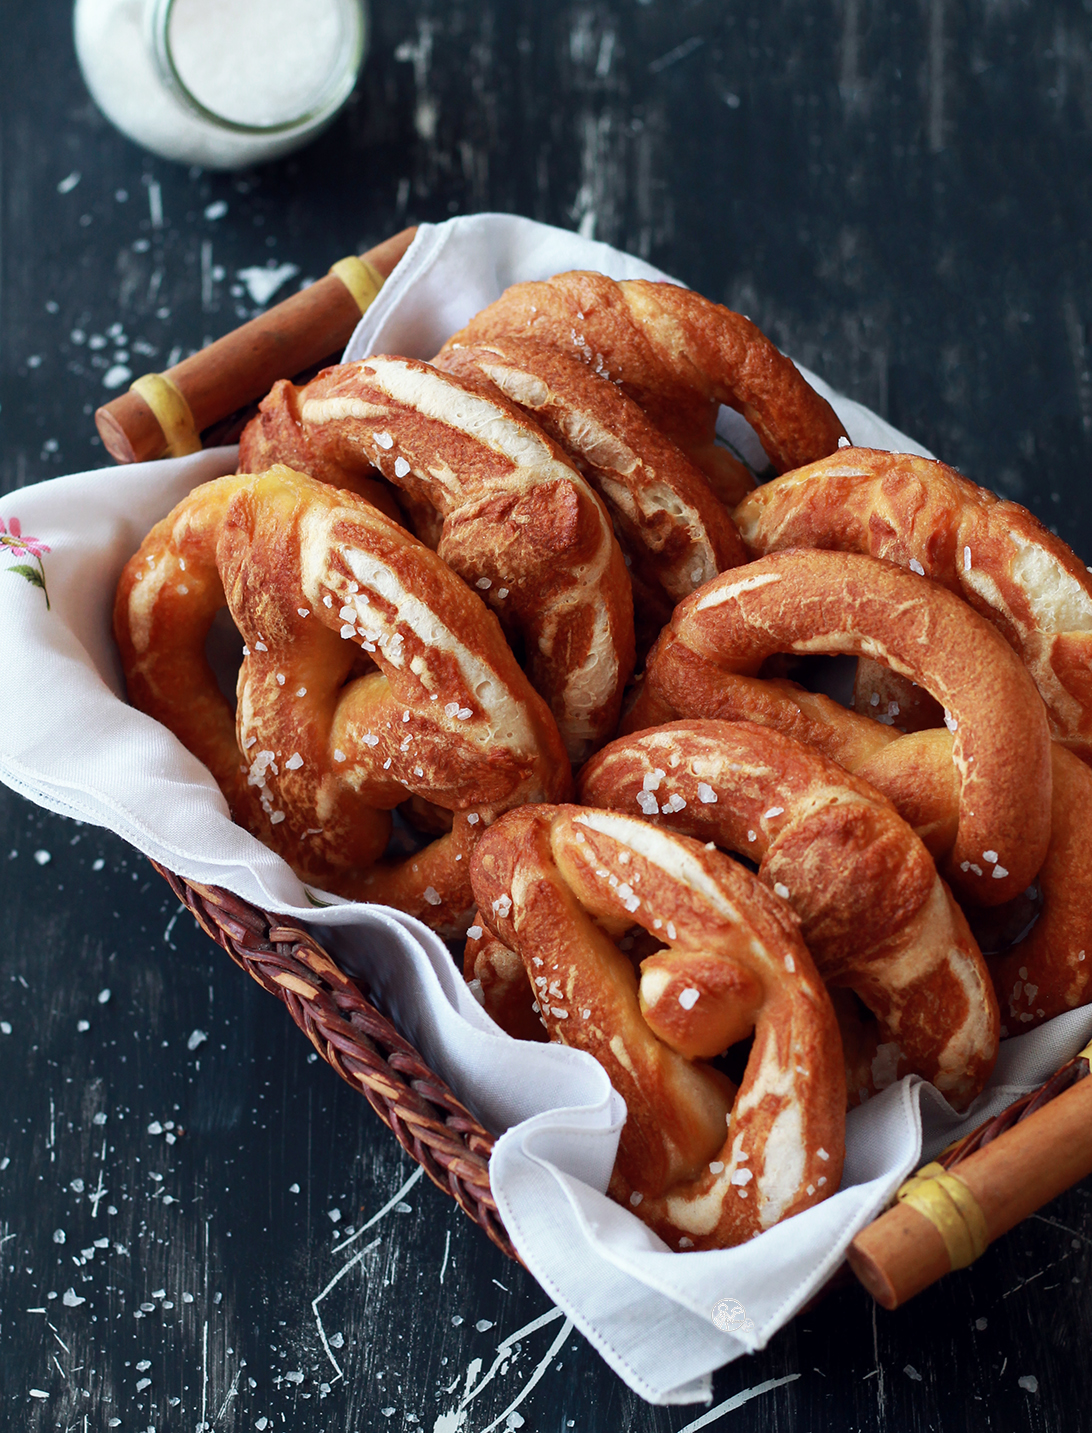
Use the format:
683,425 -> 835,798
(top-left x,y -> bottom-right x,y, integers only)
2,1 -> 1092,1430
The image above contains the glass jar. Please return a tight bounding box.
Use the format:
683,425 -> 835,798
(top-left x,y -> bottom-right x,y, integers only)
74,0 -> 368,169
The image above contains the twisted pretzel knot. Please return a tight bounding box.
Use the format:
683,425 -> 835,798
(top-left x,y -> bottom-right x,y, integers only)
735,448 -> 1092,761
114,466 -> 570,932
242,356 -> 634,762
441,271 -> 849,507
469,803 -> 845,1250
627,549 -> 1052,907
579,720 -> 999,1109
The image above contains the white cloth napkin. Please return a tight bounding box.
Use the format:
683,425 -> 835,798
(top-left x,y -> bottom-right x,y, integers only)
1,213 -> 1088,1406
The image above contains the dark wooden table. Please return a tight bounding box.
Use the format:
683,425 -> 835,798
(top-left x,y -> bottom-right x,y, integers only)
2,3 -> 1091,1430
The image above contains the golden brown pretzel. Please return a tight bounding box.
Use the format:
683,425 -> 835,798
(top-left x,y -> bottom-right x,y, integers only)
579,720 -> 999,1109
239,376 -> 439,543
735,448 -> 1092,762
114,466 -> 571,932
247,356 -> 634,761
440,272 -> 849,507
470,803 -> 845,1250
436,336 -> 747,650
860,739 -> 1092,1039
991,744 -> 1092,1032
626,550 -> 1052,907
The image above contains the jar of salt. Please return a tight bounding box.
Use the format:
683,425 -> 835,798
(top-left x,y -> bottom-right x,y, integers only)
74,0 -> 367,169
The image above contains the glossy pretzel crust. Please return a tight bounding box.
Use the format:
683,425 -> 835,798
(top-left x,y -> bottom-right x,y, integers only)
470,803 -> 845,1250
114,466 -> 571,933
580,720 -> 999,1109
736,448 -> 1092,762
627,550 -> 1052,907
441,271 -> 848,507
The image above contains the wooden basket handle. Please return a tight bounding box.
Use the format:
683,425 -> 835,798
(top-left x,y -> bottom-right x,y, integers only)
95,226 -> 418,464
847,1042 -> 1092,1308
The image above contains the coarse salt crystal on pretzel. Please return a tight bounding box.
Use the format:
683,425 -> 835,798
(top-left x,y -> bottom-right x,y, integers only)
626,550 -> 1052,907
435,336 -> 747,653
253,355 -> 634,763
439,271 -> 849,508
114,465 -> 570,934
735,448 -> 1092,763
469,803 -> 845,1250
579,720 -> 999,1109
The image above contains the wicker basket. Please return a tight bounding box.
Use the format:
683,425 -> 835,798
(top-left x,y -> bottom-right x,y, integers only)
154,860 -> 1091,1295
96,229 -> 1088,1309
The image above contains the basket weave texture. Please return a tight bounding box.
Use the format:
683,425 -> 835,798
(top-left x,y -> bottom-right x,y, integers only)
154,862 -> 1089,1279
153,861 -> 521,1264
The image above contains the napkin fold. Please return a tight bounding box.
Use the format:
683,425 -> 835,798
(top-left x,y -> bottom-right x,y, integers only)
2,213 -> 1088,1405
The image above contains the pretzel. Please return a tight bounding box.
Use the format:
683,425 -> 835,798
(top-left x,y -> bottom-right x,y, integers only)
626,550 -> 1052,906
436,336 -> 749,655
991,744 -> 1092,1033
735,448 -> 1092,762
854,738 -> 1092,1039
440,272 -> 849,508
242,356 -> 634,762
470,803 -> 845,1250
114,465 -> 571,933
239,377 -> 440,545
579,720 -> 999,1109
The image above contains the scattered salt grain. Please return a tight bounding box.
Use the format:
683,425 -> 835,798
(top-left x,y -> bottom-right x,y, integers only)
333,749 -> 346,762
466,925 -> 483,940
678,987 -> 700,1010
394,457 -> 410,478
774,882 -> 790,899
424,887 -> 442,906
697,783 -> 717,804
372,431 -> 394,449
629,1191 -> 643,1206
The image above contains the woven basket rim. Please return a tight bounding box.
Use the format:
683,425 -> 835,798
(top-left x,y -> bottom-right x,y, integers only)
152,860 -> 523,1264
153,859 -> 1090,1285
